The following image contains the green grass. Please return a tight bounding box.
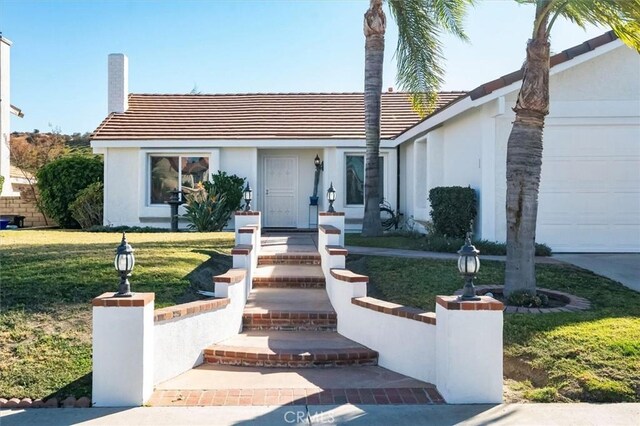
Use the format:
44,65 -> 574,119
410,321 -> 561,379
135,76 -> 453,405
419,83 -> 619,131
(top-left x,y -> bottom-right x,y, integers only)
348,255 -> 640,403
0,230 -> 235,399
345,232 -> 552,256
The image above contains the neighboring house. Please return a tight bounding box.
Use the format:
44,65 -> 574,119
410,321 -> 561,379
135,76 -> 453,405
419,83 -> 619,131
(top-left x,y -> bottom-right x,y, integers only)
0,35 -> 24,196
91,32 -> 639,252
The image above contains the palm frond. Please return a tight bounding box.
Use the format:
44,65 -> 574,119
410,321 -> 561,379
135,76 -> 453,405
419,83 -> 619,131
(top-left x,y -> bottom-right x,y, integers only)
551,0 -> 640,50
388,0 -> 473,116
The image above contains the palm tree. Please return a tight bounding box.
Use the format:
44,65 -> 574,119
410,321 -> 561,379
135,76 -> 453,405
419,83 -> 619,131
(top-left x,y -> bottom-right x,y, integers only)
361,0 -> 473,236
504,0 -> 640,297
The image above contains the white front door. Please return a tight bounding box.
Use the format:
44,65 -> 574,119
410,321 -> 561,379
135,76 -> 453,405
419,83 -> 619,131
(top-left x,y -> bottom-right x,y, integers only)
264,156 -> 297,227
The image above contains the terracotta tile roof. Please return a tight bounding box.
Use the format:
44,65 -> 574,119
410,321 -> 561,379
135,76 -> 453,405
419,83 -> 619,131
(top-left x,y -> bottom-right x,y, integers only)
90,92 -> 466,140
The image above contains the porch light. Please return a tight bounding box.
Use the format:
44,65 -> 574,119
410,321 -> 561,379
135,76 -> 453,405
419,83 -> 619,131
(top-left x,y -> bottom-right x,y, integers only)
114,233 -> 135,297
243,182 -> 253,212
314,154 -> 324,171
457,225 -> 480,301
327,182 -> 336,213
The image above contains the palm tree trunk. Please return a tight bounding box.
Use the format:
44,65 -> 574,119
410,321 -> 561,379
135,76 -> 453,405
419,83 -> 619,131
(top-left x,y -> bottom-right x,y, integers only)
504,10 -> 550,298
361,0 -> 385,237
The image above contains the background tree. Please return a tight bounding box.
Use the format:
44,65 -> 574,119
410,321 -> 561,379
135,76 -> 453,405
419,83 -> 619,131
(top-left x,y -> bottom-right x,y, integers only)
504,0 -> 640,297
10,130 -> 68,224
361,0 -> 473,236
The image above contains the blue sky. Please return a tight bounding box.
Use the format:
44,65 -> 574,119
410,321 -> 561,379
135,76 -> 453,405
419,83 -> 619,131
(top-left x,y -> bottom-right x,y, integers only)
2,0 -> 604,134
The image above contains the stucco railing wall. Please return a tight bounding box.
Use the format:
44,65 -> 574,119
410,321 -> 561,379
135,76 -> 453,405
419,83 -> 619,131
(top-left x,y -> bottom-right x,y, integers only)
317,212 -> 503,404
93,211 -> 263,407
153,272 -> 247,385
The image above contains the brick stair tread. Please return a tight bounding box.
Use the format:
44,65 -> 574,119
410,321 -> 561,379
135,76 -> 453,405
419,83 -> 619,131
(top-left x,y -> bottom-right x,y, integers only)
205,331 -> 376,356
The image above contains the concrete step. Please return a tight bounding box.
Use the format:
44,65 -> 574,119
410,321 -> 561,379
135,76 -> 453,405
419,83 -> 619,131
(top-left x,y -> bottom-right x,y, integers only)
204,331 -> 378,368
252,264 -> 325,289
258,253 -> 321,266
243,288 -> 336,331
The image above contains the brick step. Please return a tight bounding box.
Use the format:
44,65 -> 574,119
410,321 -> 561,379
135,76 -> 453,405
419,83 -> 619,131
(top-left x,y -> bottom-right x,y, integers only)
242,311 -> 337,331
258,254 -> 321,266
252,264 -> 326,289
203,331 -> 378,368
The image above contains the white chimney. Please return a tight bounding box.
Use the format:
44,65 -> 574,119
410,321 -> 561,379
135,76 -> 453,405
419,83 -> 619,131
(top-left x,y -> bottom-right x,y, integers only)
0,35 -> 14,195
108,53 -> 128,114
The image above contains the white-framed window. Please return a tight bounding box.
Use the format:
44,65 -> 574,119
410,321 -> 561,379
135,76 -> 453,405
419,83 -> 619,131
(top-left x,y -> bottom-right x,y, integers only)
149,155 -> 210,204
345,154 -> 384,206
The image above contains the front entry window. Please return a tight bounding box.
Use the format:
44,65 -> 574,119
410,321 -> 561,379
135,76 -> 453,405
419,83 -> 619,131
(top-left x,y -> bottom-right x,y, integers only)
150,155 -> 209,204
345,155 -> 384,205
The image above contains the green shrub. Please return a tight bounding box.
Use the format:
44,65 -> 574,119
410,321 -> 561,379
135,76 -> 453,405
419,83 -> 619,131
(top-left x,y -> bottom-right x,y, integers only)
0,175 -> 5,194
36,155 -> 103,228
183,171 -> 245,232
507,289 -> 549,308
69,182 -> 103,229
428,186 -> 477,238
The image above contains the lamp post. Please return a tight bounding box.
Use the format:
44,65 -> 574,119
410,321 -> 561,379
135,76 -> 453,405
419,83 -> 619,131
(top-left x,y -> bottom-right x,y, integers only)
243,182 -> 253,212
114,232 -> 135,297
311,154 -> 324,206
314,154 -> 324,171
457,227 -> 480,301
167,188 -> 184,232
327,182 -> 336,213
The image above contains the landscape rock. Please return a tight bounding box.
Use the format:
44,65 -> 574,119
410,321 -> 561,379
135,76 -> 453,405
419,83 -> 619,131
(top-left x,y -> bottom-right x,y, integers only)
44,397 -> 59,408
4,398 -> 20,408
75,397 -> 91,408
61,396 -> 77,408
31,399 -> 45,408
18,398 -> 32,408
0,398 -> 7,407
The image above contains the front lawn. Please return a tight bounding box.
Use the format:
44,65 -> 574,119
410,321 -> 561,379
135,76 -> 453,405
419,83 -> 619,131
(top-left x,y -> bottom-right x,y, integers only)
0,230 -> 235,399
348,255 -> 640,403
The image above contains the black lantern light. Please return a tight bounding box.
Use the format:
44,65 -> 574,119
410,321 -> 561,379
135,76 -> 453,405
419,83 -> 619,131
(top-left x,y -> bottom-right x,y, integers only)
457,224 -> 481,301
314,154 -> 324,171
114,232 -> 135,297
243,182 -> 253,212
327,182 -> 336,213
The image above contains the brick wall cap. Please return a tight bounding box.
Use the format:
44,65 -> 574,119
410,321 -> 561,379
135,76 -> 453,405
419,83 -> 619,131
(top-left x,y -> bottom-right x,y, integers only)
92,292 -> 155,307
319,211 -> 345,216
325,245 -> 348,256
231,244 -> 253,255
238,226 -> 256,234
214,268 -> 246,284
154,298 -> 230,323
436,295 -> 503,311
319,224 -> 341,235
235,211 -> 260,216
352,297 -> 436,325
331,268 -> 368,283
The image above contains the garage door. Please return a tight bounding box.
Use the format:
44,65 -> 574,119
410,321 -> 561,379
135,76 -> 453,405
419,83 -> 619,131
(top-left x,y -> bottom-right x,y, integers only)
537,125 -> 640,252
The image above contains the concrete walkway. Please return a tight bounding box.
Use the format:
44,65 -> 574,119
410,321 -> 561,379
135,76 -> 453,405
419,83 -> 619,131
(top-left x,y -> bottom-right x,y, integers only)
3,403 -> 639,425
553,253 -> 640,292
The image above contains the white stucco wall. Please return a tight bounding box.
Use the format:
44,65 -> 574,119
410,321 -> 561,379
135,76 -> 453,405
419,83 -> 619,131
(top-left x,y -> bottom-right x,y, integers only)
402,43 -> 640,252
153,278 -> 246,385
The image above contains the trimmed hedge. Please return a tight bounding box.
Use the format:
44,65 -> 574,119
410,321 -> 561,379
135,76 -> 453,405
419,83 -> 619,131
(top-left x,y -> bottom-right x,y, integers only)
37,155 -> 103,228
428,186 -> 477,238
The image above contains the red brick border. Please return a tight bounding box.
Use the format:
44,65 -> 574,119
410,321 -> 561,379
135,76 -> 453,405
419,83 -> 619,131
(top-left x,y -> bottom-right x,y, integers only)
235,211 -> 260,216
154,298 -> 230,323
319,212 -> 345,216
352,297 -> 436,325
436,295 -> 503,311
459,285 -> 592,314
231,244 -> 253,255
214,269 -> 246,284
92,292 -> 154,307
325,245 -> 348,256
330,269 -> 368,283
319,225 -> 340,235
147,387 -> 444,406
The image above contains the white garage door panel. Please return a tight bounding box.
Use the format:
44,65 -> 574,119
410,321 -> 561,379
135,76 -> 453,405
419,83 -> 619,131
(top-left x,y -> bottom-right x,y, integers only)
537,125 -> 640,252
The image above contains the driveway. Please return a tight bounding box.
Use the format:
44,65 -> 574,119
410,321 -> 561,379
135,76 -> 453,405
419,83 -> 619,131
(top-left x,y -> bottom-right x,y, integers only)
553,254 -> 640,292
